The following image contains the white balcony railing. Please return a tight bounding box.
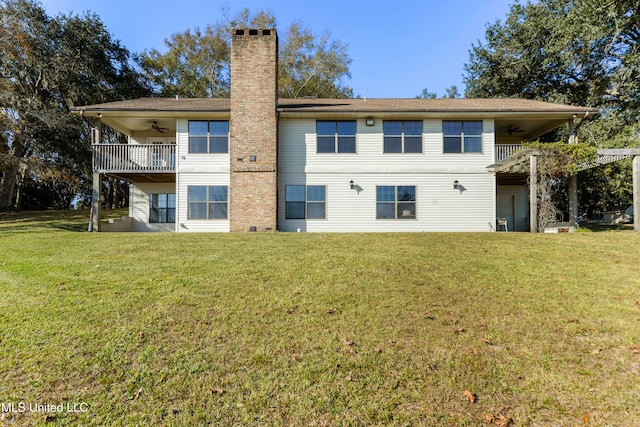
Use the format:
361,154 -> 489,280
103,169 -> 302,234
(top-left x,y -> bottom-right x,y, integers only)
93,144 -> 176,173
495,144 -> 523,162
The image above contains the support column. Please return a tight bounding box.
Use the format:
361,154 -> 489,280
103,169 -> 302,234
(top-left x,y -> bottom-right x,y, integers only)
569,175 -> 579,227
568,119 -> 579,227
91,172 -> 102,232
530,153 -> 538,233
634,155 -> 639,233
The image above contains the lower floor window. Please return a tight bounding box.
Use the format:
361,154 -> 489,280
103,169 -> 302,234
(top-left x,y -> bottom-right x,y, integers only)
188,185 -> 228,219
376,186 -> 416,219
285,185 -> 326,219
150,194 -> 176,223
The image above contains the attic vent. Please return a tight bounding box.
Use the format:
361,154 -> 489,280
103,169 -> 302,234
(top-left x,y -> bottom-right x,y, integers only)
235,29 -> 245,35
249,29 -> 258,35
262,29 -> 271,36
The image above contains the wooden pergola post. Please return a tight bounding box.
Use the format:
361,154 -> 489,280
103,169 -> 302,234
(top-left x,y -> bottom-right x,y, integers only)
530,153 -> 538,233
568,120 -> 579,228
634,155 -> 639,233
91,173 -> 102,232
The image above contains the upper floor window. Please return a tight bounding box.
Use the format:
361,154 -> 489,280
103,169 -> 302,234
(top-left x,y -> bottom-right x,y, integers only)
187,185 -> 228,219
376,186 -> 416,219
443,121 -> 483,153
188,120 -> 229,154
317,121 -> 356,153
285,185 -> 326,219
149,194 -> 176,223
383,121 -> 423,153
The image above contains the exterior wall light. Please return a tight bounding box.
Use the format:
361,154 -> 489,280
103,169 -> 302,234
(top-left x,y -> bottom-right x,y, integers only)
453,180 -> 460,190
350,180 -> 355,190
365,118 -> 374,126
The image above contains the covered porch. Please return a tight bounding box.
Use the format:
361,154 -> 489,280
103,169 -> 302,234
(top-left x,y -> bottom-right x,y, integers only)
490,148 -> 640,233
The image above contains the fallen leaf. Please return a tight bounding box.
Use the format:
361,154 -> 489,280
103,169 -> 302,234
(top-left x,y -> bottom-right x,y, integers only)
630,345 -> 640,354
211,387 -> 224,395
483,413 -> 496,423
424,313 -> 435,320
343,338 -> 355,346
425,363 -> 435,371
635,300 -> 640,306
286,306 -> 298,314
327,308 -> 336,315
482,338 -> 493,345
583,412 -> 589,424
388,339 -> 397,346
566,318 -> 579,323
495,414 -> 511,426
591,348 -> 601,354
463,389 -> 476,404
454,326 -> 466,334
373,347 -> 382,353
137,332 -> 145,339
345,371 -> 355,382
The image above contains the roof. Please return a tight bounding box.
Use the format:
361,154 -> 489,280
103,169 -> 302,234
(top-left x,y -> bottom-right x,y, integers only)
72,97 -> 599,140
72,97 -> 599,115
72,97 -> 231,112
277,98 -> 598,114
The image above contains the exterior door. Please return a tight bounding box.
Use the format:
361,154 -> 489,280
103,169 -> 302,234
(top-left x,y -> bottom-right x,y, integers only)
496,194 -> 515,231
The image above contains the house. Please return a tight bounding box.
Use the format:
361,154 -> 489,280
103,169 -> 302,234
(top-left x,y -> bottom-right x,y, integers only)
73,28 -> 600,233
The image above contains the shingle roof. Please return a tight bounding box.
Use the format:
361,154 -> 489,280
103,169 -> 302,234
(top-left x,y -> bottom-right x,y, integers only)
71,97 -> 230,112
278,98 -> 599,114
73,97 -> 598,115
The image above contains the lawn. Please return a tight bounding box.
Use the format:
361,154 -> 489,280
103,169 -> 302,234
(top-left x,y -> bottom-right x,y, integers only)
1,211 -> 639,426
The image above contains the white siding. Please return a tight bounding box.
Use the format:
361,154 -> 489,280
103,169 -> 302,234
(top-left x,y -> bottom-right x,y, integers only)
279,173 -> 495,232
278,118 -> 497,232
177,119 -> 229,174
177,173 -> 230,232
129,183 -> 176,232
175,119 -> 230,232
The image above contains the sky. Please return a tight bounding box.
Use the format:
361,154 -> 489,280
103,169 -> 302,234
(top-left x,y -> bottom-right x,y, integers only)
40,0 -> 515,98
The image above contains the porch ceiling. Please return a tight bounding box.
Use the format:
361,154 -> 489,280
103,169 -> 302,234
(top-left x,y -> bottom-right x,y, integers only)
104,172 -> 176,183
494,118 -> 567,141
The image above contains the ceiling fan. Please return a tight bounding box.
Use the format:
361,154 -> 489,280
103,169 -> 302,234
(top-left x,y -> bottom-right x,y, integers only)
149,121 -> 170,133
506,125 -> 525,136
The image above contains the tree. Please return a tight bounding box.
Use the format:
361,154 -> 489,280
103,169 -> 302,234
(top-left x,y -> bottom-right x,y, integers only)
0,0 -> 151,210
444,85 -> 460,99
137,8 -> 353,99
463,0 -> 640,215
524,142 -> 597,229
415,85 -> 459,99
416,88 -> 437,99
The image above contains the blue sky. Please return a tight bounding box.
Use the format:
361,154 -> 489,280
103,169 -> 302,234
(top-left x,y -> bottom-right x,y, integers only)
41,0 -> 515,98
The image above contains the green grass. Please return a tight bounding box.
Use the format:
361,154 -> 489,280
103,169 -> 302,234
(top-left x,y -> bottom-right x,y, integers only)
1,211 -> 639,426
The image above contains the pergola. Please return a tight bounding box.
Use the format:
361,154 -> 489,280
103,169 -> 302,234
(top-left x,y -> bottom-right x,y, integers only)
489,148 -> 640,233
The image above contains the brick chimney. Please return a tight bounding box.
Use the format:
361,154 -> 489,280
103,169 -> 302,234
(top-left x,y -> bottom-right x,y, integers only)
229,29 -> 278,232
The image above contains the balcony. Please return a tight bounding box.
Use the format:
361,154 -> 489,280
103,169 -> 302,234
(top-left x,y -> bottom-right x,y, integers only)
495,144 -> 523,162
93,144 -> 176,183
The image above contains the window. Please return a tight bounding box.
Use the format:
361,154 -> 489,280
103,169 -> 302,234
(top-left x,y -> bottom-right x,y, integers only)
383,121 -> 423,153
376,186 -> 416,219
285,185 -> 326,219
188,121 -> 229,153
187,186 -> 228,219
317,121 -> 356,153
443,121 -> 483,153
150,194 -> 176,223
